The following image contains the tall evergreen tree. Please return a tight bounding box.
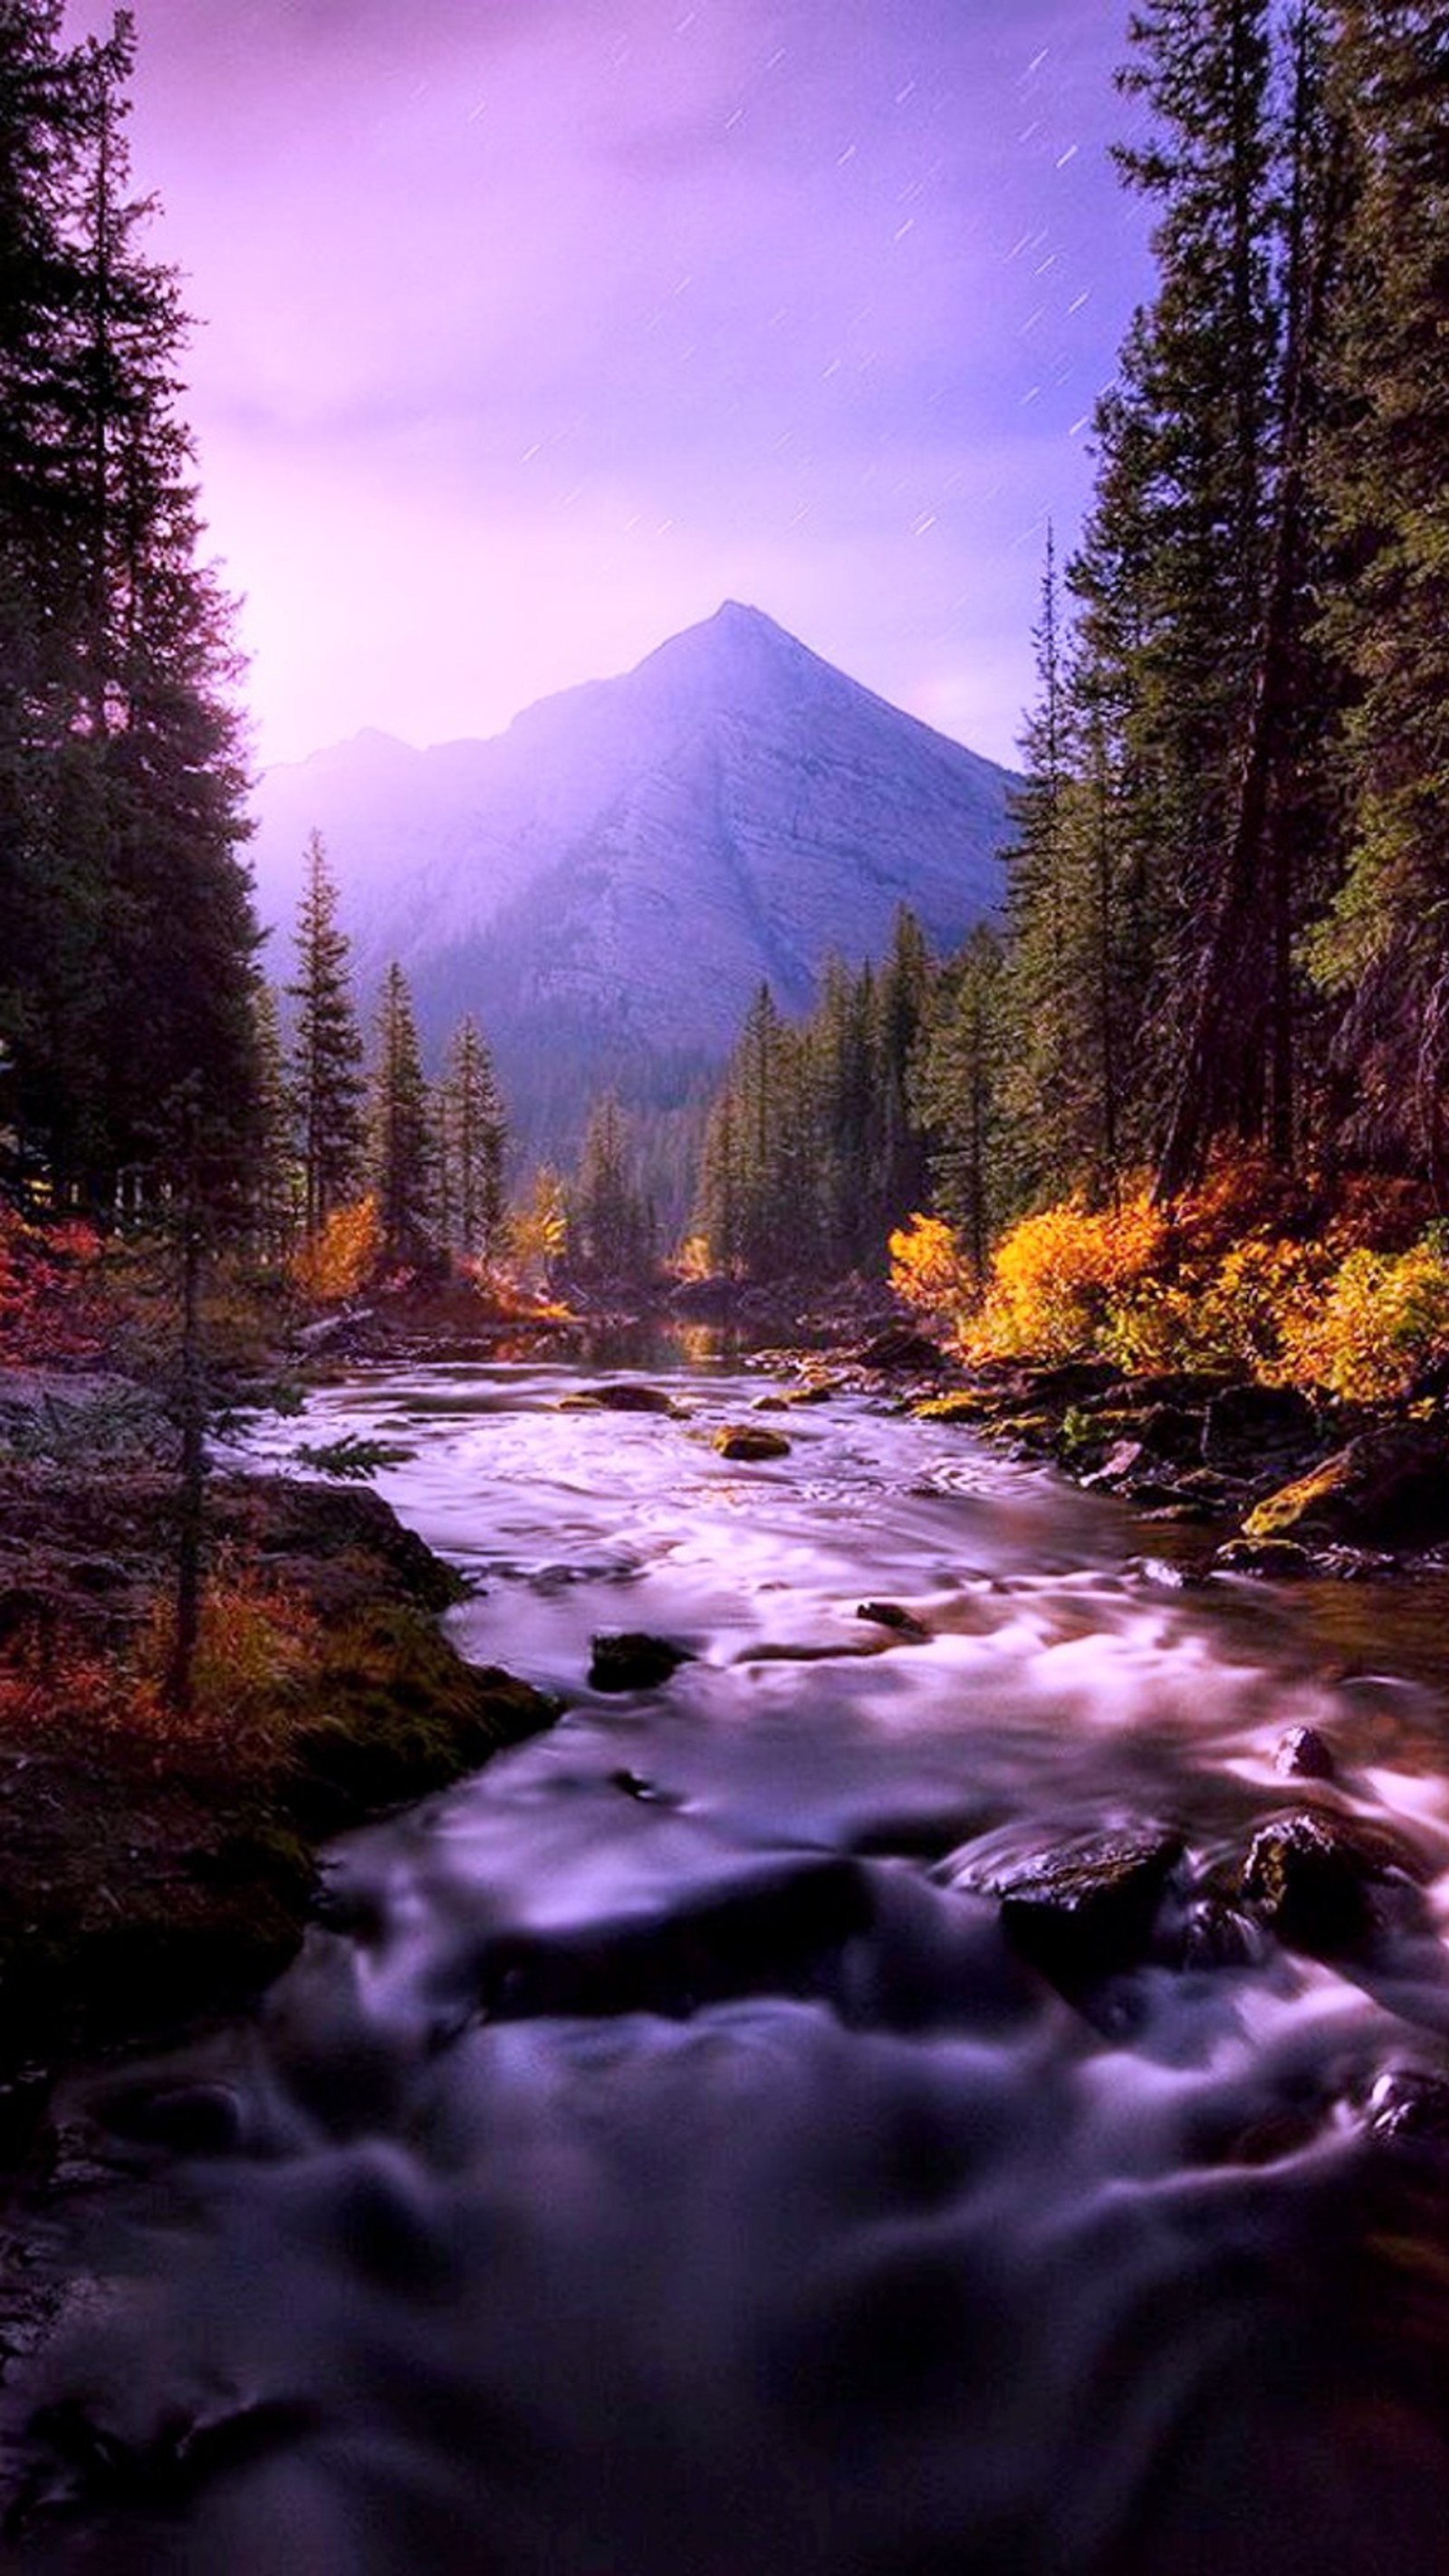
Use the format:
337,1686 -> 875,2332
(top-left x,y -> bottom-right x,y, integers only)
914,927 -> 1005,1284
287,831 -> 364,1238
368,960 -> 434,1266
440,1015 -> 507,1264
568,1091 -> 654,1282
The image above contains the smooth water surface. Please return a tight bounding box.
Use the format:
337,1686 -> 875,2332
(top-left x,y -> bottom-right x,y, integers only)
10,1350 -> 1449,2572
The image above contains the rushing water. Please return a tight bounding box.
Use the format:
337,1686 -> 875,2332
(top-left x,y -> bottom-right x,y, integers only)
10,1347 -> 1449,2572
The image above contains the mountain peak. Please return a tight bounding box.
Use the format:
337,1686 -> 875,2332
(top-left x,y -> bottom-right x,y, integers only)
631,598 -> 831,709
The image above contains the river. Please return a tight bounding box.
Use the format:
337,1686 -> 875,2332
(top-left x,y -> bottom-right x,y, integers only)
8,1342 -> 1449,2571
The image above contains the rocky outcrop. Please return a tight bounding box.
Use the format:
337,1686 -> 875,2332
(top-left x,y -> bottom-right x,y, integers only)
1243,1425 -> 1449,1545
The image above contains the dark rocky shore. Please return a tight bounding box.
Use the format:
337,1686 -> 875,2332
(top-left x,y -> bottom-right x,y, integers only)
752,1326 -> 1449,1581
0,1369 -> 552,2123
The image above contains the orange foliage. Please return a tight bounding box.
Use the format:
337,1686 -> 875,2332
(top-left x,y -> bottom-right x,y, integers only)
290,1196 -> 381,1302
0,1555 -> 322,1773
972,1194 -> 1170,1360
0,1204 -> 107,1363
889,1213 -> 978,1319
1277,1238 -> 1449,1401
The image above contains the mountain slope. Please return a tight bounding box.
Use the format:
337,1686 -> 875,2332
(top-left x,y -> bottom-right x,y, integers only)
250,602 -> 1017,1150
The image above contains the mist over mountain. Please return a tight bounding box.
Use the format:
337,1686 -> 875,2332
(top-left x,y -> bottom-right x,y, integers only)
250,602 -> 1017,1158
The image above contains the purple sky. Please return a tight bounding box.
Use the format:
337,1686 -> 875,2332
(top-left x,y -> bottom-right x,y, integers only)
67,0 -> 1152,770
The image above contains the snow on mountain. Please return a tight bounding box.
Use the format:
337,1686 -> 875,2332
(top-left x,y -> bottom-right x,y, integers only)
249,602 -> 1017,1146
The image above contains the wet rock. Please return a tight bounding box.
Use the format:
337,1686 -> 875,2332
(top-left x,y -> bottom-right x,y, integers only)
1275,1724 -> 1336,1781
588,1631 -> 696,1692
479,1855 -> 873,2022
1214,1537 -> 1316,1579
1365,2067 -> 1449,2145
856,1600 -> 931,1639
1084,1438 -> 1146,1485
1243,1424 -> 1449,1546
1091,1369 -> 1230,1411
558,1383 -> 678,1415
713,1424 -> 792,1462
1238,1808 -> 1420,1956
609,1767 -> 679,1806
99,2079 -> 245,2158
1129,1555 -> 1203,1590
944,1818 -> 1184,1986
16,2394 -> 321,2520
1204,1382 -> 1319,1463
1019,1359 -> 1124,1406
1132,1404 -> 1206,1464
852,1327 -> 946,1372
913,1389 -> 993,1425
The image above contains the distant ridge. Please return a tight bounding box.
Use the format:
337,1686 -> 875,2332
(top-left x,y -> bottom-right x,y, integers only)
250,604 -> 1018,1158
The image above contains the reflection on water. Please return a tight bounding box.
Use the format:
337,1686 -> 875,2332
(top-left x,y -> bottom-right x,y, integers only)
9,1353 -> 1449,2572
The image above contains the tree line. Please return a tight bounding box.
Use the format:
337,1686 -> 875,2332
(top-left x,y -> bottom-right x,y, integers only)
692,0 -> 1449,1283
270,832 -> 508,1274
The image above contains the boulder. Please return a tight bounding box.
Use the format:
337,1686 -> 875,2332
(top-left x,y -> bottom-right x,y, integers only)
914,1389 -> 995,1425
712,1424 -> 792,1462
1214,1537 -> 1316,1580
856,1600 -> 931,1639
1275,1724 -> 1336,1782
1017,1359 -> 1125,1406
588,1632 -> 696,1693
1204,1382 -> 1319,1462
1239,1808 -> 1420,1956
1243,1424 -> 1449,1546
559,1384 -> 677,1415
945,1817 -> 1183,1985
1365,2068 -> 1449,2145
853,1327 -> 946,1372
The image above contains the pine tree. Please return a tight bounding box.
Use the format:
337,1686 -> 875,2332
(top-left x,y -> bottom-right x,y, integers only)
288,831 -> 364,1239
913,927 -> 1004,1284
440,1015 -> 507,1264
568,1091 -> 654,1282
875,907 -> 934,1231
368,961 -> 434,1266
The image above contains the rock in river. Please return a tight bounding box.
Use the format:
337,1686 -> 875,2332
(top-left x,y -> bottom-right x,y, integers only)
1238,1808 -> 1421,1956
943,1817 -> 1184,1987
713,1424 -> 792,1462
589,1632 -> 696,1692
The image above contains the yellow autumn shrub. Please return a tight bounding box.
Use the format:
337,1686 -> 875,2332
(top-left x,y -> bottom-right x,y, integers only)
974,1194 -> 1170,1360
888,1214 -> 977,1323
291,1196 -> 382,1302
1277,1237 -> 1449,1401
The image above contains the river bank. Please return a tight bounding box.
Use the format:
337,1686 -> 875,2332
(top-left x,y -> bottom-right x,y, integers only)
745,1323 -> 1449,1582
0,1367 -> 553,2125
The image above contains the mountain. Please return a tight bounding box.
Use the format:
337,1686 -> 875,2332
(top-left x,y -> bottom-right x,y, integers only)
249,602 -> 1018,1156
